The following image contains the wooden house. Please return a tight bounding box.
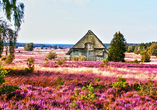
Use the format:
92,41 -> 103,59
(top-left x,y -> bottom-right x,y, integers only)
66,30 -> 108,61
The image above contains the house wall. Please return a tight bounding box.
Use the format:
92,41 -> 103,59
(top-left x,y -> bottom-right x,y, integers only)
70,49 -> 108,61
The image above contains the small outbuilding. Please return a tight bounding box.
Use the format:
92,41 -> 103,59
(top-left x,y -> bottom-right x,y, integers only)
66,30 -> 108,61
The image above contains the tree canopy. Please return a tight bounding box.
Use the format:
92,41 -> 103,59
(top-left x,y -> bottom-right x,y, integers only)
148,43 -> 157,56
107,31 -> 127,62
0,0 -> 24,31
24,43 -> 34,51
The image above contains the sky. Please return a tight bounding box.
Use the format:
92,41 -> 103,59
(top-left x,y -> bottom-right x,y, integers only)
1,0 -> 157,44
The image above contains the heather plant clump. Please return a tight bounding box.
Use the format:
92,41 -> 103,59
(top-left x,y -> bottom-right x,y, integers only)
1,75 -> 157,109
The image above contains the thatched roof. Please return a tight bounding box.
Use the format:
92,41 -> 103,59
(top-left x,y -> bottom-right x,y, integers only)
67,30 -> 108,55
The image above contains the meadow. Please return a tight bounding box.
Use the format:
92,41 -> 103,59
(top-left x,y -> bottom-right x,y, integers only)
0,47 -> 157,109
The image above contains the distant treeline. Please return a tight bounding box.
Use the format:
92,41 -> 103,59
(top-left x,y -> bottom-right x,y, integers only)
126,41 -> 157,55
15,43 -> 74,49
15,42 -> 139,49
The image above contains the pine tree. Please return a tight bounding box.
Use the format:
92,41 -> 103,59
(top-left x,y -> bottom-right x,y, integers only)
107,31 -> 127,62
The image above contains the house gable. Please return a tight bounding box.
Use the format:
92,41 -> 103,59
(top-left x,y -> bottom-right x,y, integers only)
72,30 -> 106,49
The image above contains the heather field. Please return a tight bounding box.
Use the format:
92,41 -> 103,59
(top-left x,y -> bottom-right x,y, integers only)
0,48 -> 157,109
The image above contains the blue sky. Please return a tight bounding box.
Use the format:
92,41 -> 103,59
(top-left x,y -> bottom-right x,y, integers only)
1,0 -> 157,44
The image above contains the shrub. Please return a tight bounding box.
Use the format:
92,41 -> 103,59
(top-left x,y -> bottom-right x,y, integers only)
140,50 -> 150,62
101,59 -> 108,65
134,59 -> 139,64
1,56 -> 7,61
74,83 -> 96,101
78,55 -> 86,61
24,42 -> 34,51
56,59 -> 65,65
112,76 -> 128,91
131,81 -> 140,90
25,57 -> 35,73
5,54 -> 14,64
44,57 -> 49,65
46,51 -> 57,60
71,56 -> 78,61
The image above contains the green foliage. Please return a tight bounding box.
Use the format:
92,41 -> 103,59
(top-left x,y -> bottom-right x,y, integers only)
0,65 -> 8,85
25,57 -> 35,73
94,76 -> 100,82
107,31 -> 127,62
138,76 -> 157,96
78,55 -> 86,61
44,57 -> 49,65
52,45 -> 57,49
101,59 -> 108,66
0,85 -> 21,96
127,45 -> 134,52
71,100 -> 77,108
46,51 -> 57,60
140,50 -> 150,62
1,56 -> 7,61
56,58 -> 65,65
56,76 -> 65,85
134,45 -> 140,54
112,76 -> 128,91
0,64 -> 20,99
24,43 -> 34,51
134,59 -> 139,64
71,56 -> 78,61
0,45 -> 3,58
80,83 -> 96,100
1,0 -> 25,30
131,81 -> 140,90
0,20 -> 17,58
74,77 -> 103,101
5,54 -> 14,64
148,43 -> 157,56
